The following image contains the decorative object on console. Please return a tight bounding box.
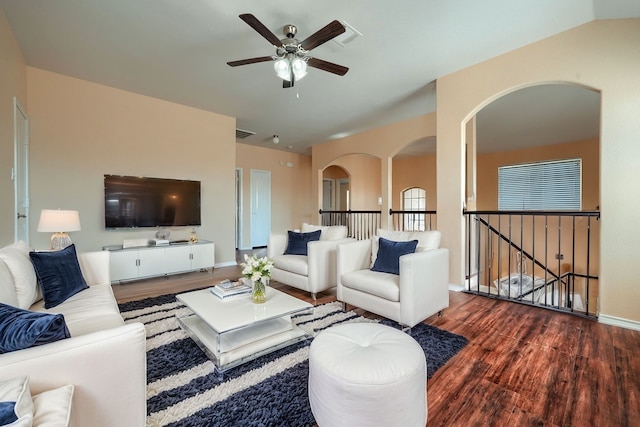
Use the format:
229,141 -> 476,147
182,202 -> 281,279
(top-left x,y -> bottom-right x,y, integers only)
240,254 -> 274,304
155,229 -> 170,240
36,209 -> 81,251
189,228 -> 199,243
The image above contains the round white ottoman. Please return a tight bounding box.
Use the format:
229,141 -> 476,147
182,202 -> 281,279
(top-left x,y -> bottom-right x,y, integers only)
308,322 -> 427,427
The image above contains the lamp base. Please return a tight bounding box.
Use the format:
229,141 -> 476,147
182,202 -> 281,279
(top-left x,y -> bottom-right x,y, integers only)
50,232 -> 72,251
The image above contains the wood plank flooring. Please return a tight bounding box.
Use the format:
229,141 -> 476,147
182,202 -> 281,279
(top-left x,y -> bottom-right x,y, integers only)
112,257 -> 640,427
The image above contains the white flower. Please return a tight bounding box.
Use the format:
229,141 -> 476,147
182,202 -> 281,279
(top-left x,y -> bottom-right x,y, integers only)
240,254 -> 274,285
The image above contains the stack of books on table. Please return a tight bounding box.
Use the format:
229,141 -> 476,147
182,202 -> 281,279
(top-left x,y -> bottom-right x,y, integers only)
210,279 -> 251,300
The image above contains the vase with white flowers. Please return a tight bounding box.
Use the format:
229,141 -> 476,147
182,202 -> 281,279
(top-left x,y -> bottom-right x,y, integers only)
241,254 -> 274,304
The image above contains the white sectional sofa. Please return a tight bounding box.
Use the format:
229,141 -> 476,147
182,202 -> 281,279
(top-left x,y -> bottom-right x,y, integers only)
0,241 -> 146,427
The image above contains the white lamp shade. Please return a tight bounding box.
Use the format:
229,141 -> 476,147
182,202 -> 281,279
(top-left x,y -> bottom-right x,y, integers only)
291,57 -> 307,80
37,209 -> 81,232
274,58 -> 291,81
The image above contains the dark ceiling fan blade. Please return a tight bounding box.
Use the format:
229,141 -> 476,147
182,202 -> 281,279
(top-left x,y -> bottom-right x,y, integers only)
300,20 -> 345,51
227,56 -> 274,67
307,57 -> 349,76
239,14 -> 282,47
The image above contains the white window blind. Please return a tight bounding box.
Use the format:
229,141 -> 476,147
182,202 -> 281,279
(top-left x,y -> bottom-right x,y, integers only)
498,159 -> 581,210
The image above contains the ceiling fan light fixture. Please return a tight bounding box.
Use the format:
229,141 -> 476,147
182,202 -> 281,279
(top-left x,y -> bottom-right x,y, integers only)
291,57 -> 308,80
274,58 -> 291,81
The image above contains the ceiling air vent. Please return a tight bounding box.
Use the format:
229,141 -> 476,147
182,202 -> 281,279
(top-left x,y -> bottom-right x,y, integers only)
236,128 -> 255,139
333,21 -> 362,47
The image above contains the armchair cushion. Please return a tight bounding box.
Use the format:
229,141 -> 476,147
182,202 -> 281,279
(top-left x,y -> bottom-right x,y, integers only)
284,230 -> 321,256
0,303 -> 70,354
341,269 -> 400,301
371,238 -> 418,275
29,245 -> 89,309
271,254 -> 308,276
302,223 -> 348,240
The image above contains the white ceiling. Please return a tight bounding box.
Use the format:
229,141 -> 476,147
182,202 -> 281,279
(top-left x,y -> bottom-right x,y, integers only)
1,0 -> 638,155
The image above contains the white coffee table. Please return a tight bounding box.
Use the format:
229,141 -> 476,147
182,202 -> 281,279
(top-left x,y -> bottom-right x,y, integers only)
176,286 -> 313,374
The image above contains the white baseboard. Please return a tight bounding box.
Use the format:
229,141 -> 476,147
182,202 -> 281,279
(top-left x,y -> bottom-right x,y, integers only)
215,261 -> 238,268
598,314 -> 640,331
448,283 -> 464,292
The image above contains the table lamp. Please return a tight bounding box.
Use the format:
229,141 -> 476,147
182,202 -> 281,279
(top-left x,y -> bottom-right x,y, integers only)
37,209 -> 81,250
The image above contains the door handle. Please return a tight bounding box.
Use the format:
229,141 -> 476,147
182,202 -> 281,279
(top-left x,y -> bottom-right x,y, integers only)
17,213 -> 26,219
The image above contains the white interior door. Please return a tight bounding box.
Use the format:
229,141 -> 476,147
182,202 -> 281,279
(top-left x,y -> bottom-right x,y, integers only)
13,98 -> 29,243
322,179 -> 334,210
235,168 -> 243,250
250,170 -> 271,247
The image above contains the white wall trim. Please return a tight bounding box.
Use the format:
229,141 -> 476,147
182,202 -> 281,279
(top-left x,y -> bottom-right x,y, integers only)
215,261 -> 238,268
599,314 -> 640,332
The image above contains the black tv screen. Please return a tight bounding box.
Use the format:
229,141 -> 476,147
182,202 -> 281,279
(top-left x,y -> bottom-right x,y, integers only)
104,175 -> 201,229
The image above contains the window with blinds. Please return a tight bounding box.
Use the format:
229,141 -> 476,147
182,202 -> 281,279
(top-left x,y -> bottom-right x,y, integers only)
498,159 -> 582,210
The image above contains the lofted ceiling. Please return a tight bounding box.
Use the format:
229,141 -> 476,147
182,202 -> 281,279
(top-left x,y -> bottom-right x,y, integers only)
1,0 -> 638,155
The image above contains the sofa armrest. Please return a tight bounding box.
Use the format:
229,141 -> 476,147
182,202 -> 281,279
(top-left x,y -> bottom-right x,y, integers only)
267,233 -> 288,258
306,238 -> 356,292
0,323 -> 146,427
78,251 -> 111,286
399,248 -> 450,327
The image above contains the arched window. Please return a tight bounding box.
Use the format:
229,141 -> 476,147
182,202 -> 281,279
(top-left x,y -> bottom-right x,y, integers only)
402,187 -> 426,231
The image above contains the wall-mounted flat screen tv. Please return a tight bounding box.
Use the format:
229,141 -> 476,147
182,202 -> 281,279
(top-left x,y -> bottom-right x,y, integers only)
104,175 -> 201,229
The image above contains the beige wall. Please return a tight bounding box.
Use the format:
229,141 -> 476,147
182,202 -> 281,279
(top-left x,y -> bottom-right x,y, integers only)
392,154 -> 437,211
313,113 -> 437,225
477,138 -> 599,210
329,154 -> 381,211
437,19 -> 640,323
26,68 -> 237,265
235,144 -> 312,249
0,9 -> 27,245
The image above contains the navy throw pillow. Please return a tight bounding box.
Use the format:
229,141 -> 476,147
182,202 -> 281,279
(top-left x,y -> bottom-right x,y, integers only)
0,303 -> 71,354
29,244 -> 89,309
283,230 -> 322,256
371,237 -> 419,275
0,402 -> 18,425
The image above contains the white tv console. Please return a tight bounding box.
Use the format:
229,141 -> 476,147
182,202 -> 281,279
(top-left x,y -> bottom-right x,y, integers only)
103,240 -> 215,284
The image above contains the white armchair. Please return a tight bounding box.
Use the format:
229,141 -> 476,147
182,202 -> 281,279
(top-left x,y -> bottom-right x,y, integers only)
337,230 -> 449,329
267,224 -> 355,299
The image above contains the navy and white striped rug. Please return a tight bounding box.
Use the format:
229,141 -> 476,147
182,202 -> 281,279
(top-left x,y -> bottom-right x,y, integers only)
119,293 -> 467,427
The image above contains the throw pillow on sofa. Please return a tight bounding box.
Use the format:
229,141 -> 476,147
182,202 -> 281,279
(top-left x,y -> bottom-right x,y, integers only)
370,237 -> 419,275
0,377 -> 74,427
0,241 -> 39,309
370,229 -> 441,267
0,376 -> 33,426
284,230 -> 322,256
29,245 -> 89,309
0,303 -> 70,354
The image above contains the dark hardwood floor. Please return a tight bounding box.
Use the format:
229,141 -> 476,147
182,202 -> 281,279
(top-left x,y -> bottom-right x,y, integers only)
112,252 -> 640,427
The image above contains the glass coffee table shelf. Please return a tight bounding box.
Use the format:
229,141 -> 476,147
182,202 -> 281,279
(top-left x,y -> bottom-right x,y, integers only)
176,286 -> 314,374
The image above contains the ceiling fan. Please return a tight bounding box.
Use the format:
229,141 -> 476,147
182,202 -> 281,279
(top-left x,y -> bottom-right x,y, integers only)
227,14 -> 349,88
